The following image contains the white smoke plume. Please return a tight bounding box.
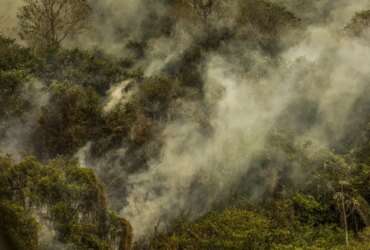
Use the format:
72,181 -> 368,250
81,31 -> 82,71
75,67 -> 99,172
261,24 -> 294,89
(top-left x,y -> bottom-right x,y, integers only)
103,79 -> 135,113
118,5 -> 370,240
3,0 -> 370,243
122,53 -> 296,238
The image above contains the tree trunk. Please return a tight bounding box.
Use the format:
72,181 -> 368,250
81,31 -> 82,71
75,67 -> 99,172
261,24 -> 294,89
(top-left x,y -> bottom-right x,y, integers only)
341,185 -> 349,247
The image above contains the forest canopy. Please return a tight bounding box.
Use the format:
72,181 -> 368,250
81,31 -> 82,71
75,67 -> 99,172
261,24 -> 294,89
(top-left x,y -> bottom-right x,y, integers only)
1,0 -> 370,249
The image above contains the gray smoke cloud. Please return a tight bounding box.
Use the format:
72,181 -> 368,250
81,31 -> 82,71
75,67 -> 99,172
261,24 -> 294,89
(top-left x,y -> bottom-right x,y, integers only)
0,0 -> 23,38
121,53 -> 295,238
3,0 -> 370,243
71,0 -> 148,53
117,3 -> 370,240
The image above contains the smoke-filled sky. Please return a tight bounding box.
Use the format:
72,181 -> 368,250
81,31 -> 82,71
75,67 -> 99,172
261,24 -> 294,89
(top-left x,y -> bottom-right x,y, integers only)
2,0 -> 370,242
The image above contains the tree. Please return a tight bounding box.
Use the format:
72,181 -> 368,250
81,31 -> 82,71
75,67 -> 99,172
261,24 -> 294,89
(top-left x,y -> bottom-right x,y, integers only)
0,35 -> 39,72
0,155 -> 133,250
171,0 -> 216,23
334,181 -> 351,247
33,82 -> 102,159
185,0 -> 215,21
0,70 -> 31,121
17,0 -> 91,52
346,10 -> 370,36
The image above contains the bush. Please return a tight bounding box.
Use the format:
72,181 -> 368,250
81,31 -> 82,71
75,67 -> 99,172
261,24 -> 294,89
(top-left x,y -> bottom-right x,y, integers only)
0,155 -> 132,250
0,35 -> 40,72
37,49 -> 128,94
0,202 -> 39,250
346,10 -> 370,36
33,82 -> 103,159
0,70 -> 32,121
151,209 -> 286,250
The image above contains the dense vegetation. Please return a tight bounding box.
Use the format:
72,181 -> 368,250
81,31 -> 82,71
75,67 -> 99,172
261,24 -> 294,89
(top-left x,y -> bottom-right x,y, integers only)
150,134 -> 370,249
0,156 -> 132,250
1,0 -> 370,249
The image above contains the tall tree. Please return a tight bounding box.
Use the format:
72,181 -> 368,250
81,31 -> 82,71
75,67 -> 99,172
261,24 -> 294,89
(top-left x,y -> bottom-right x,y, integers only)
17,0 -> 91,52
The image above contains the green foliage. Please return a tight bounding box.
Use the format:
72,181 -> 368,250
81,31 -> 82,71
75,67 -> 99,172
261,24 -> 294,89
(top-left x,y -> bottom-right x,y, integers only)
239,0 -> 300,35
346,10 -> 370,36
0,36 -> 40,121
0,155 -> 132,250
37,49 -> 128,94
34,82 -> 102,159
0,201 -> 39,250
1,2 -> 370,249
0,35 -> 40,72
93,76 -> 180,153
151,209 -> 278,250
292,194 -> 327,225
0,70 -> 32,120
150,207 -> 350,250
135,76 -> 180,119
237,0 -> 300,52
92,102 -> 137,157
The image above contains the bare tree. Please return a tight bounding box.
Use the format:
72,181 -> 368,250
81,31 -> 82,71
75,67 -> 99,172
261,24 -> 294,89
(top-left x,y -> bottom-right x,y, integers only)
17,0 -> 91,51
334,180 -> 370,248
335,182 -> 350,247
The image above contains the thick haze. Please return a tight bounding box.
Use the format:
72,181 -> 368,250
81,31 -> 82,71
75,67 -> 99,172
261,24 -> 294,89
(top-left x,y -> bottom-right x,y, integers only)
0,79 -> 49,161
75,0 -> 370,240
121,32 -> 370,239
0,0 -> 23,37
2,0 -> 370,242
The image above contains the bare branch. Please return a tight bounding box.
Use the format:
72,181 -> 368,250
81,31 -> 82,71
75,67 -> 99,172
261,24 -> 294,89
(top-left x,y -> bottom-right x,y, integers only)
17,0 -> 91,52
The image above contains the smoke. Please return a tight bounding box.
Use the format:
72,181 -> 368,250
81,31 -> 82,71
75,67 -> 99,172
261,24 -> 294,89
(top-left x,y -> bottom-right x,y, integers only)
69,0 -> 170,56
70,0 -> 144,53
121,52 -> 296,238
0,0 -> 23,38
115,3 -> 370,240
0,79 -> 49,161
0,0 -> 168,54
3,0 -> 370,243
143,22 -> 195,77
282,28 -> 370,146
103,79 -> 136,113
34,210 -> 69,250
